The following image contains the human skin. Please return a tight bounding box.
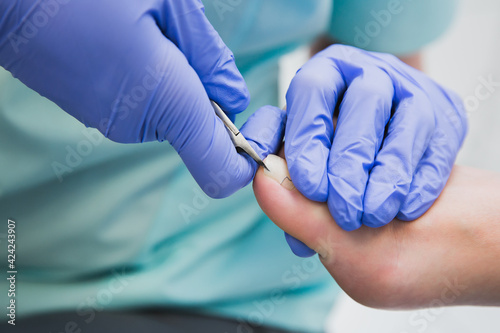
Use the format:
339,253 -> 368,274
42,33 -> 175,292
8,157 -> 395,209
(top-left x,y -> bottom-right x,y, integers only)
253,154 -> 500,309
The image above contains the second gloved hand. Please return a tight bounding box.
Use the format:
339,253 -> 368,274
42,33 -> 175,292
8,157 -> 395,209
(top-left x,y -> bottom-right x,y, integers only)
0,0 -> 275,196
285,45 -> 468,233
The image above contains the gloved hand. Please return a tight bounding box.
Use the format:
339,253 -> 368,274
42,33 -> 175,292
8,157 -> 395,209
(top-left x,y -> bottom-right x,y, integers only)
284,45 -> 467,256
0,0 -> 274,197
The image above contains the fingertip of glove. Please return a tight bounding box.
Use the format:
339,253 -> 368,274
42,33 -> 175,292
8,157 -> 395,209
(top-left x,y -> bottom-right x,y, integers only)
397,202 -> 433,222
285,233 -> 316,258
287,164 -> 328,202
337,220 -> 362,232
211,83 -> 250,115
362,197 -> 401,228
361,211 -> 392,228
331,209 -> 362,231
300,184 -> 327,203
395,211 -> 414,222
397,190 -> 436,221
201,183 -> 237,200
206,50 -> 250,114
327,187 -> 364,231
231,88 -> 251,114
195,158 -> 255,200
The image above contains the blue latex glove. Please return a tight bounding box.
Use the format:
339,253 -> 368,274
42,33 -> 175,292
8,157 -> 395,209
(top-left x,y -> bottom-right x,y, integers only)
284,45 -> 467,255
0,0 -> 276,197
284,233 -> 317,258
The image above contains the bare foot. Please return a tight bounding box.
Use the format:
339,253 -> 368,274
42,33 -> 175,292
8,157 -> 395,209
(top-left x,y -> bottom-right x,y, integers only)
253,154 -> 500,309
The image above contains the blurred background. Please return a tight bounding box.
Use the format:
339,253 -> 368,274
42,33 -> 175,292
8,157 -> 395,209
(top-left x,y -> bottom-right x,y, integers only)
280,0 -> 500,331
0,0 -> 497,331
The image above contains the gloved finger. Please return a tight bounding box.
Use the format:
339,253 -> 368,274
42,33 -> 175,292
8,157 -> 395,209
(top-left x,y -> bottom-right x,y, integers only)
285,232 -> 316,258
179,104 -> 286,199
327,67 -> 394,231
240,105 -> 287,162
397,125 -> 461,221
285,55 -> 346,202
160,0 -> 249,114
397,89 -> 468,220
151,38 -> 254,198
361,92 -> 435,227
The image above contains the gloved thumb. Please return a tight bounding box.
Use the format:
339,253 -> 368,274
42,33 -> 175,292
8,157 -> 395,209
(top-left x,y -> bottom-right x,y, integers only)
177,103 -> 286,199
159,0 -> 249,115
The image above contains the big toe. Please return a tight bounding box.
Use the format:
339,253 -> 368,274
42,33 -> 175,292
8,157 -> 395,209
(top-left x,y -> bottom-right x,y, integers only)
253,154 -> 337,257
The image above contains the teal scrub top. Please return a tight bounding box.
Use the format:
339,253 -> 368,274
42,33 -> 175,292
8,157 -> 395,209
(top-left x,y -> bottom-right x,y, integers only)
0,1 -> 456,332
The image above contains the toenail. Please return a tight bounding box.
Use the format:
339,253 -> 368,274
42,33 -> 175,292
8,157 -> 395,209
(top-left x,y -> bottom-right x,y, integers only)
263,155 -> 296,190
